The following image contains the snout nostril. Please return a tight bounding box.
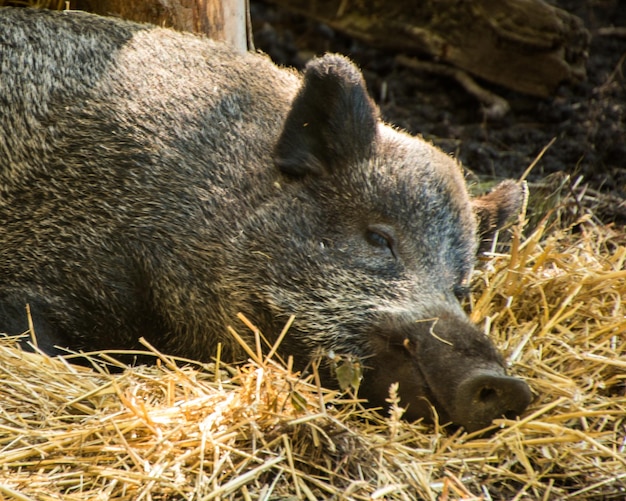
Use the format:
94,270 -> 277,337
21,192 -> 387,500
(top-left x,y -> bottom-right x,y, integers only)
478,386 -> 498,404
504,410 -> 519,420
456,372 -> 532,432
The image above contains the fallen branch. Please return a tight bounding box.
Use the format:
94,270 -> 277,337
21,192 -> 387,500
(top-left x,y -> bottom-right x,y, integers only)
267,0 -> 590,97
396,55 -> 510,119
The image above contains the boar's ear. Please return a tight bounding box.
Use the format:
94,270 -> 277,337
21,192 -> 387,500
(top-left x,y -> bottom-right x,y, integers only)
473,180 -> 526,254
275,54 -> 378,176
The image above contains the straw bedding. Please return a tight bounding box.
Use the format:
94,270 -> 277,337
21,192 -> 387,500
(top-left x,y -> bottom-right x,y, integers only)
1,181 -> 624,501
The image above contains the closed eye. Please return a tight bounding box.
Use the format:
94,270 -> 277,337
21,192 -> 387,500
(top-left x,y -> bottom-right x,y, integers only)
365,224 -> 397,259
453,284 -> 471,300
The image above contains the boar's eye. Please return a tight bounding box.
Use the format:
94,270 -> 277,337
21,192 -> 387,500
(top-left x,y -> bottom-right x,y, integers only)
365,224 -> 396,258
453,284 -> 471,301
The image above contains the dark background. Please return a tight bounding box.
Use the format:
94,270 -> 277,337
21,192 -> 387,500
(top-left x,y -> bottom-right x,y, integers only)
251,0 -> 626,224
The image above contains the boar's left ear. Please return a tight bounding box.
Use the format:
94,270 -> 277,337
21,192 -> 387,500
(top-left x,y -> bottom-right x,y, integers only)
473,180 -> 527,254
275,54 -> 379,176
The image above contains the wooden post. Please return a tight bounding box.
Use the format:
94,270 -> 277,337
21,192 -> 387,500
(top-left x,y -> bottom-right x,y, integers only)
197,0 -> 247,52
74,0 -> 250,52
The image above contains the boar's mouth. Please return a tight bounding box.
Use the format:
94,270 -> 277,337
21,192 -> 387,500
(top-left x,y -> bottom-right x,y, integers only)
364,314 -> 532,433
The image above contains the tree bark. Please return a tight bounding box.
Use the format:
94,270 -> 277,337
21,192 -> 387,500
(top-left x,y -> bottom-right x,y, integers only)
265,0 -> 590,97
75,0 -> 248,52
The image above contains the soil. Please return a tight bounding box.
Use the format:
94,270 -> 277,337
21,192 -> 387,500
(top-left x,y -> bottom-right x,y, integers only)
250,0 -> 626,224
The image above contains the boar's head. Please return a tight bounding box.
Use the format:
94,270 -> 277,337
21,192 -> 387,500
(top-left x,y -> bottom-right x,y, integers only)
245,54 -> 532,432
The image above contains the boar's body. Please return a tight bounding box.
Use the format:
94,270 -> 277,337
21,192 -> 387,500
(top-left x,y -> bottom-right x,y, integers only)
0,8 -> 531,432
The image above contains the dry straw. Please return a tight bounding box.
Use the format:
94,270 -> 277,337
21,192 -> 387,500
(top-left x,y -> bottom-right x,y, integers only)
0,2 -> 623,498
1,176 -> 624,500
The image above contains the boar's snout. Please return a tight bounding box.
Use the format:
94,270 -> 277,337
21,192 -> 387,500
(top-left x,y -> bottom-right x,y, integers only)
362,312 -> 532,433
455,370 -> 532,432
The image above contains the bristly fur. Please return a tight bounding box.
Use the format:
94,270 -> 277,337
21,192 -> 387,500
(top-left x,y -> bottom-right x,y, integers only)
0,7 -> 528,431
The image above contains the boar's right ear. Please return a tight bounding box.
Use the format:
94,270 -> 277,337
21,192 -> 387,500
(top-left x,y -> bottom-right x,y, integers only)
275,54 -> 378,176
473,180 -> 527,254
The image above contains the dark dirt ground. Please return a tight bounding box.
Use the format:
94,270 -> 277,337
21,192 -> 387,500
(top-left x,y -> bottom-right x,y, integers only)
250,0 -> 626,225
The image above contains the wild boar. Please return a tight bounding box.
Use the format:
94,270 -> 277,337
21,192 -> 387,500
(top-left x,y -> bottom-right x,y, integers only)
0,7 -> 531,432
